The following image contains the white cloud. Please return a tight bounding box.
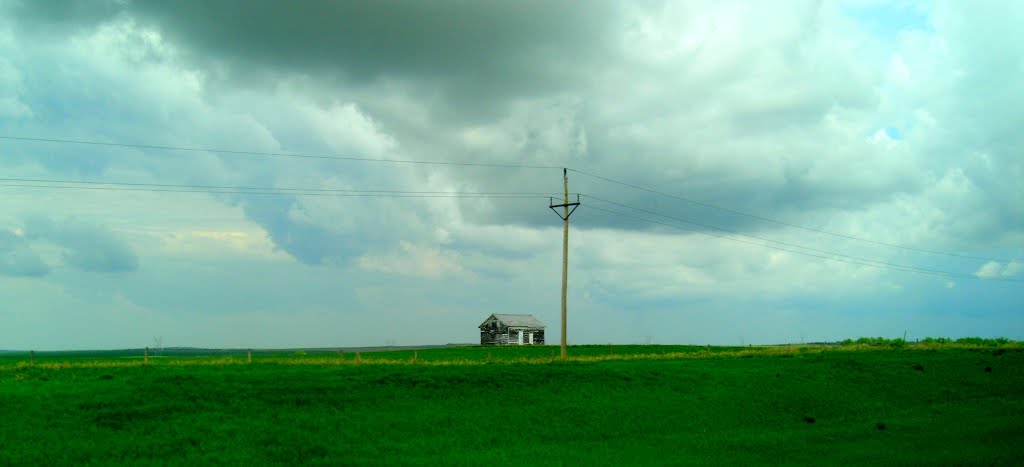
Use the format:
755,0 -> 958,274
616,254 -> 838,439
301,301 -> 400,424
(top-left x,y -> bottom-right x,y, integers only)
976,261 -> 1024,279
301,101 -> 397,157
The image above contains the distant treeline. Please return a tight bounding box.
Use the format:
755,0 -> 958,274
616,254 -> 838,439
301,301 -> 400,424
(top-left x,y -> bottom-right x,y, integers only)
840,337 -> 1017,348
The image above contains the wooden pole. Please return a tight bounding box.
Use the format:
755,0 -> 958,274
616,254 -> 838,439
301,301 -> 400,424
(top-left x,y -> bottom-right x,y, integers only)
144,347 -> 149,365
248,349 -> 252,364
355,352 -> 362,364
561,170 -> 569,359
29,350 -> 34,367
413,350 -> 418,364
548,171 -> 579,360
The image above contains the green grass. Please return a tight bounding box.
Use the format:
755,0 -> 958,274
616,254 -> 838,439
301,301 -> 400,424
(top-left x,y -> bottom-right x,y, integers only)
2,345 -> 1023,464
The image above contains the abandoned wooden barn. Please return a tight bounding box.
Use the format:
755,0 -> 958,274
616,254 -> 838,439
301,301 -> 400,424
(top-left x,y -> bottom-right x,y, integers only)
479,314 -> 545,345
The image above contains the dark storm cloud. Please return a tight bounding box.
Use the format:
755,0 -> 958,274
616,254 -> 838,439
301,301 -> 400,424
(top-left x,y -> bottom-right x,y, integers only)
23,217 -> 139,273
3,0 -> 125,33
8,0 -> 617,115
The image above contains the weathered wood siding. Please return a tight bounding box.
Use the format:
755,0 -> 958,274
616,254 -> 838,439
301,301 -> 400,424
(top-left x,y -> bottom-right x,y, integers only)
480,319 -> 508,345
479,319 -> 545,345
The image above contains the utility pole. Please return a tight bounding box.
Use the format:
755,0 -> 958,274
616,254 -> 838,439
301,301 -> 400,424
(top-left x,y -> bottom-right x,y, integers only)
549,168 -> 580,358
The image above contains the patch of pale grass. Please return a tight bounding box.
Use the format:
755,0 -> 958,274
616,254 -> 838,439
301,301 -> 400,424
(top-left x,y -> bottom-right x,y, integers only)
2,342 -> 1016,373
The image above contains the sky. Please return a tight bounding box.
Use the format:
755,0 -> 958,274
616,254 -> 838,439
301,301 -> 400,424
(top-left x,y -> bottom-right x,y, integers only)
1,0 -> 1021,350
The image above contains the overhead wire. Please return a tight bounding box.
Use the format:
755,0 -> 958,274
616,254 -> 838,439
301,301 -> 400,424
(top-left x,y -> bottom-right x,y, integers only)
5,177 -> 1015,281
569,168 -> 1021,264
0,135 -> 562,170
2,134 -> 1018,265
582,194 -> 986,279
582,204 -> 1023,283
0,184 -> 550,198
0,177 -> 558,198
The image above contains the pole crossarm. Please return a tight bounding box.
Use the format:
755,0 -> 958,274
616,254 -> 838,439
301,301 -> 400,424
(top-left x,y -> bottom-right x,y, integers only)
549,194 -> 581,220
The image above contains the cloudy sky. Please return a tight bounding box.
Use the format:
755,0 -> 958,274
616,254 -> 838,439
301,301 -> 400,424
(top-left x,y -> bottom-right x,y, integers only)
1,0 -> 1021,350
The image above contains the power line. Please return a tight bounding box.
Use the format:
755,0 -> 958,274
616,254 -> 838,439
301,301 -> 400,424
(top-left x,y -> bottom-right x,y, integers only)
18,174 -> 997,280
0,135 -> 562,170
0,183 -> 546,199
0,182 -> 553,199
583,194 -> 982,279
582,204 -> 1023,283
4,134 -> 1017,264
7,179 -> 1016,281
569,168 -> 1021,264
0,177 -> 559,197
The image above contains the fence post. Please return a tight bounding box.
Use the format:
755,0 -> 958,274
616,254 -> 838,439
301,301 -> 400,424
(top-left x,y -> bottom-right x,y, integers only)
413,350 -> 418,364
144,347 -> 149,365
248,349 -> 252,364
338,349 -> 343,364
29,350 -> 34,367
355,352 -> 362,364
488,351 -> 492,363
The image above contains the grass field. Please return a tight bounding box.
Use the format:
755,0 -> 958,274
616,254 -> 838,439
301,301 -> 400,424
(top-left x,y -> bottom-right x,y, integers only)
2,344 -> 1022,464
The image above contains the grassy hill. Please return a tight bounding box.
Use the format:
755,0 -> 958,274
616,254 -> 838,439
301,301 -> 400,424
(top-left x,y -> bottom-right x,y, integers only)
1,344 -> 1022,464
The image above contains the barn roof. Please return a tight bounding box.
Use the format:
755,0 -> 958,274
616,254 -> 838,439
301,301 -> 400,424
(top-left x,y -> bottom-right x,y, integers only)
481,313 -> 545,328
